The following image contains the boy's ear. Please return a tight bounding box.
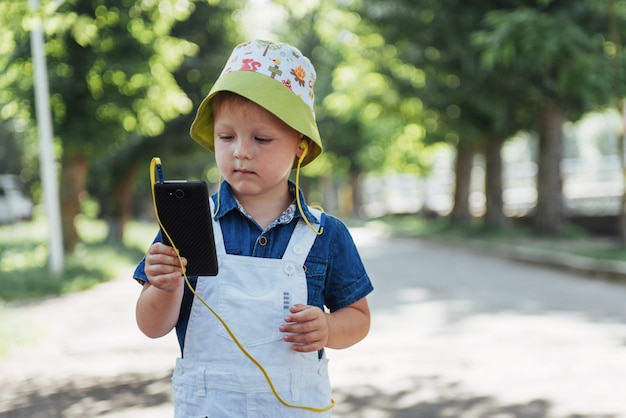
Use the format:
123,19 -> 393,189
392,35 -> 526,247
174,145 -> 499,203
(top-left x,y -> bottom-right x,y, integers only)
298,139 -> 309,161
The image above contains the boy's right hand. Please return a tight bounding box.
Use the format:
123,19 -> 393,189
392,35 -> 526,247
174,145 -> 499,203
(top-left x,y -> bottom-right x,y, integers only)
144,242 -> 187,292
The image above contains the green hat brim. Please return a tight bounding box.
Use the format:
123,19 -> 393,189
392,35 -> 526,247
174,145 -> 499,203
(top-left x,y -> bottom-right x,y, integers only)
190,71 -> 323,167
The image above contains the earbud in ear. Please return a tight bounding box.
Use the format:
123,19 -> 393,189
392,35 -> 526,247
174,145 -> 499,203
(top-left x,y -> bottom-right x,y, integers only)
298,139 -> 309,161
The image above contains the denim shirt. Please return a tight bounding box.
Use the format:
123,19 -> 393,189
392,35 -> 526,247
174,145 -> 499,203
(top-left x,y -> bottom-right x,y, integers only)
133,180 -> 373,352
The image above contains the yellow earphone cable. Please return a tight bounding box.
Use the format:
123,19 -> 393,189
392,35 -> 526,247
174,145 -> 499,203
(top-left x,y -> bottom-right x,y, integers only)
295,141 -> 324,235
149,157 -> 334,413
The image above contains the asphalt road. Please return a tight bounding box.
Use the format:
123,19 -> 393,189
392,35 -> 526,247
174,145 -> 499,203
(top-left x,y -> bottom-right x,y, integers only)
1,227 -> 626,417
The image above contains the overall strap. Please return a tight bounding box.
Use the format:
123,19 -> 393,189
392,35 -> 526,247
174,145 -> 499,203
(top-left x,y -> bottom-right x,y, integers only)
209,199 -> 226,256
282,207 -> 322,266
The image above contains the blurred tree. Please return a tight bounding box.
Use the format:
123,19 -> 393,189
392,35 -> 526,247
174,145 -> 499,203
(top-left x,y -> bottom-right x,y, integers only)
0,1 -> 41,194
361,0 -> 617,234
6,0 -> 624,240
604,0 -> 626,245
3,0 -> 196,251
277,0 -> 431,216
359,0 -> 534,228
474,2 -> 615,234
284,0 -> 621,233
1,0 -> 244,250
87,0 -> 244,242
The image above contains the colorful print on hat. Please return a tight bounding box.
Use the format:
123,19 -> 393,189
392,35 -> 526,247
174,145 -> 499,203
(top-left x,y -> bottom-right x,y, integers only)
223,40 -> 316,116
190,40 -> 323,167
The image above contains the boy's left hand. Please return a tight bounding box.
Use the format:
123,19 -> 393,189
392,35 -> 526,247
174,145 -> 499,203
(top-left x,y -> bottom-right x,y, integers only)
280,304 -> 329,352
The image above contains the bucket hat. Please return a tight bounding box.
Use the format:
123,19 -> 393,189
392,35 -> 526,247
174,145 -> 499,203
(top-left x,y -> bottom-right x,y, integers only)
190,40 -> 323,167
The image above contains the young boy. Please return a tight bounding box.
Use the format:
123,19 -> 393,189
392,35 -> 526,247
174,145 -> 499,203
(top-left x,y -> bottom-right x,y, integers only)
133,40 -> 373,417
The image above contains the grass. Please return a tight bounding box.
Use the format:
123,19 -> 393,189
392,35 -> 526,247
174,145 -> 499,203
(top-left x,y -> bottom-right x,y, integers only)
370,214 -> 626,263
0,216 -> 157,357
0,216 -> 154,302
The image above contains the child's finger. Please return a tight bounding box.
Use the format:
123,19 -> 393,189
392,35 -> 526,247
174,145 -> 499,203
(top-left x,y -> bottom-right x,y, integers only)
288,304 -> 308,314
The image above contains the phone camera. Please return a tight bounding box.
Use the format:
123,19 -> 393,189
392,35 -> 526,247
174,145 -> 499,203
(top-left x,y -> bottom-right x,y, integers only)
174,189 -> 185,199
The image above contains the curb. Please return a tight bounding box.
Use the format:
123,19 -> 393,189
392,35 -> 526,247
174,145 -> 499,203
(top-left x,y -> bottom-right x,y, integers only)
425,237 -> 626,285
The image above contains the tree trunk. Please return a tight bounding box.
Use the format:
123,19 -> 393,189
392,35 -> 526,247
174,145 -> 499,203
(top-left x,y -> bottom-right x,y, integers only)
484,134 -> 509,229
534,103 -> 565,235
450,140 -> 474,224
348,171 -> 361,218
609,2 -> 626,245
60,151 -> 89,252
619,100 -> 626,245
106,164 -> 138,243
320,176 -> 338,214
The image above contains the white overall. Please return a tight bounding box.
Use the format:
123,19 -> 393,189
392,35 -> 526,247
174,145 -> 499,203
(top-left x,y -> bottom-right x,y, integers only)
172,212 -> 332,418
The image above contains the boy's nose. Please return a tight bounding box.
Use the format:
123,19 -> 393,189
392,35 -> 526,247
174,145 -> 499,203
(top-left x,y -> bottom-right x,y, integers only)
233,139 -> 252,159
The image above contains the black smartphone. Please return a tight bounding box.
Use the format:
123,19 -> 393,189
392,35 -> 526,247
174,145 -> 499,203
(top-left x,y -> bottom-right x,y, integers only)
153,181 -> 218,276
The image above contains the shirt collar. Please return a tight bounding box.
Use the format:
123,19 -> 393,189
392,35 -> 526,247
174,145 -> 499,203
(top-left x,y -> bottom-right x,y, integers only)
212,180 -> 320,227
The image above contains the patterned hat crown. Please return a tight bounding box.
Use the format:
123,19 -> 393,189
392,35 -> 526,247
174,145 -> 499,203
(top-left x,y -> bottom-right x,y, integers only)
220,40 -> 316,117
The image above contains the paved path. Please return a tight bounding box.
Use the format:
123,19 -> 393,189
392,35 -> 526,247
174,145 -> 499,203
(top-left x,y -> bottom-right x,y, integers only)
2,228 -> 626,417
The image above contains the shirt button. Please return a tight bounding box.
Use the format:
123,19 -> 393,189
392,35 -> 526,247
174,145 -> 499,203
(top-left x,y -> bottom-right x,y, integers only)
293,245 -> 303,255
284,263 -> 296,275
258,236 -> 268,246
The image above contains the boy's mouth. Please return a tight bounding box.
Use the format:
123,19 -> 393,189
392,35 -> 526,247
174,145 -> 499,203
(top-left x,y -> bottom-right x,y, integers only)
235,168 -> 255,175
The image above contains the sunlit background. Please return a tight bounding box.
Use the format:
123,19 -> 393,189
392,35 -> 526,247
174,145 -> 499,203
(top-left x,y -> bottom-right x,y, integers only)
3,1 -> 626,417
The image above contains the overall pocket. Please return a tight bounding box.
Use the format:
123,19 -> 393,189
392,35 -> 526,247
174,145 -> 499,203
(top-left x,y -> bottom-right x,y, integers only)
217,283 -> 284,347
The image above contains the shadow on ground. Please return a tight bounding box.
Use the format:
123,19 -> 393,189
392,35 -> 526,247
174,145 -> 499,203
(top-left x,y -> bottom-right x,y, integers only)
0,372 -> 171,418
333,378 -> 616,418
0,372 -> 616,418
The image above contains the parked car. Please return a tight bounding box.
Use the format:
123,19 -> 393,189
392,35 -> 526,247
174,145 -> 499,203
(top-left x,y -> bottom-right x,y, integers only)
0,175 -> 34,224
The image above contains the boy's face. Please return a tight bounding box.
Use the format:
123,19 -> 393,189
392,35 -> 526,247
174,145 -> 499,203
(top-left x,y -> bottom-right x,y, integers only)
213,98 -> 304,203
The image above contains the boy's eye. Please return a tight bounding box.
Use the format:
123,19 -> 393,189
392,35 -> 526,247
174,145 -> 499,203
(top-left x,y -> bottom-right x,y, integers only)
255,137 -> 272,143
217,134 -> 234,140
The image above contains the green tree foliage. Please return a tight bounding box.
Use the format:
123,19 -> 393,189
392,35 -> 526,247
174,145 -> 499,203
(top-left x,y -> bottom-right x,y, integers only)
359,0 -> 619,232
1,0 -> 244,252
473,1 -> 617,234
359,0 -> 528,226
87,0 -> 244,242
2,0 -> 197,251
62,0 -> 213,250
277,1 -> 392,175
276,0 -> 433,214
5,0 -> 626,242
0,2 -> 41,192
278,0 -> 539,221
